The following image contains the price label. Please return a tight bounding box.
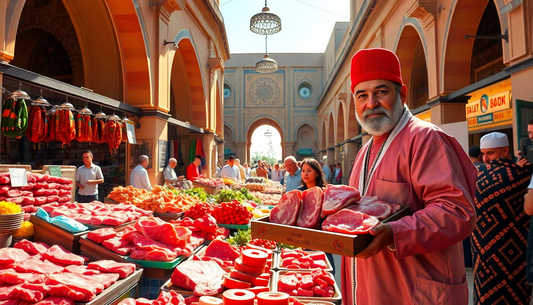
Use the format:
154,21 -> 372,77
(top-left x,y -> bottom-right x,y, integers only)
49,166 -> 62,177
9,168 -> 28,187
126,120 -> 137,144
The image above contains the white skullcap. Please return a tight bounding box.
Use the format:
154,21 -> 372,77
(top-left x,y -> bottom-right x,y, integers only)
480,132 -> 509,149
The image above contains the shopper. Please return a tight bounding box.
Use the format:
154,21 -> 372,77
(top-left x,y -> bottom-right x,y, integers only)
256,161 -> 268,178
468,146 -> 484,167
296,158 -> 326,191
235,158 -> 246,181
163,158 -> 178,184
186,155 -> 204,181
130,155 -> 152,191
319,160 -> 331,182
472,132 -> 531,304
283,156 -> 301,192
270,163 -> 283,182
243,162 -> 251,178
343,48 -> 476,304
219,155 -> 241,180
334,163 -> 343,184
75,150 -> 104,203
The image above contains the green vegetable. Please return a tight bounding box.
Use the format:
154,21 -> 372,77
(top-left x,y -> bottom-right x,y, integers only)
216,188 -> 261,204
178,188 -> 211,202
227,229 -> 252,247
277,243 -> 300,250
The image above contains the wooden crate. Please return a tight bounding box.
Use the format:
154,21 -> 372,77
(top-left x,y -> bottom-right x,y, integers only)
251,207 -> 410,257
0,164 -> 31,172
30,214 -> 88,254
272,270 -> 341,304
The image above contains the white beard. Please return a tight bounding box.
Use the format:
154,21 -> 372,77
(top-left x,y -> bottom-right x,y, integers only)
355,94 -> 405,137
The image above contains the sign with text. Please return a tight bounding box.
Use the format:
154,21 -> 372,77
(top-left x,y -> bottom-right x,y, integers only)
465,79 -> 512,118
126,120 -> 137,144
9,168 -> 27,187
48,166 -> 62,178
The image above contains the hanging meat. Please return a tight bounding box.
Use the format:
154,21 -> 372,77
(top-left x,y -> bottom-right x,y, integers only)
43,109 -> 56,143
104,120 -> 122,153
92,117 -> 106,144
26,106 -> 47,142
121,121 -> 128,143
84,115 -> 93,143
76,113 -> 93,143
55,108 -> 76,146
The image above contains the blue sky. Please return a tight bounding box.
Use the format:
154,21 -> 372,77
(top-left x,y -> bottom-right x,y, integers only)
220,0 -> 350,54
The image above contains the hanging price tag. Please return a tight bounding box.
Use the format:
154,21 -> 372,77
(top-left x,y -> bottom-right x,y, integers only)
126,120 -> 137,144
9,168 -> 28,187
49,166 -> 62,177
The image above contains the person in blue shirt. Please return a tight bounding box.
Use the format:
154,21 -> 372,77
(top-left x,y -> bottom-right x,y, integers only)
283,156 -> 301,192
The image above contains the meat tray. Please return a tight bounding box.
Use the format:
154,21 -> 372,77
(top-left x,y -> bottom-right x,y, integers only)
85,220 -> 137,231
79,236 -> 131,264
125,254 -> 187,269
192,181 -> 224,195
272,270 -> 341,304
75,268 -> 143,305
154,211 -> 184,221
251,206 -> 410,257
275,250 -> 333,272
31,214 -> 89,254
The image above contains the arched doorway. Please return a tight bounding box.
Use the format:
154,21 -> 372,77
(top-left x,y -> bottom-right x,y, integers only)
250,125 -> 282,164
336,102 -> 346,143
223,124 -> 237,163
246,118 -> 284,164
293,124 -> 318,160
347,95 -> 358,138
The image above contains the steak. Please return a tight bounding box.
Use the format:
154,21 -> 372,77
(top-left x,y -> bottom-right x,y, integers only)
0,270 -> 46,284
320,184 -> 361,218
170,261 -> 225,296
203,239 -> 239,261
64,265 -> 100,275
46,273 -> 101,301
0,285 -> 44,302
129,249 -> 149,260
13,240 -> 50,255
321,210 -> 379,235
14,259 -> 64,275
270,190 -> 302,225
296,187 -> 324,228
0,249 -> 30,264
42,246 -> 84,266
87,260 -> 135,279
135,217 -> 191,246
87,228 -> 117,244
102,237 -> 130,252
345,196 -> 392,220
144,249 -> 177,262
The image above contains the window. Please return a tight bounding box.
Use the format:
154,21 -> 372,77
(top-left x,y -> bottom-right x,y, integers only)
224,83 -> 232,99
298,83 -> 312,99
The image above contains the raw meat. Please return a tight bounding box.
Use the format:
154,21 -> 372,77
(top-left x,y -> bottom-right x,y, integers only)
152,291 -> 185,305
170,261 -> 225,296
0,249 -> 30,264
0,270 -> 46,284
64,265 -> 100,275
203,239 -> 239,261
390,203 -> 402,213
13,240 -> 50,255
42,246 -> 84,266
0,285 -> 44,302
123,232 -> 190,257
345,196 -> 392,220
14,259 -> 64,275
129,249 -> 149,260
87,260 -> 135,279
296,187 -> 324,228
45,272 -> 113,302
87,228 -> 116,244
322,210 -> 379,235
144,249 -> 177,262
270,190 -> 302,225
135,217 -> 191,246
320,184 -> 361,218
278,273 -> 298,290
31,297 -> 74,304
102,237 -> 130,252
0,300 -> 20,304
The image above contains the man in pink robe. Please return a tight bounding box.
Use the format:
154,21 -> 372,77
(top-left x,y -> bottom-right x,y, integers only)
342,48 -> 476,304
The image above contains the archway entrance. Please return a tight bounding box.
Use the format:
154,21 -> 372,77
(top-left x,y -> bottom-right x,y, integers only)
250,125 -> 282,165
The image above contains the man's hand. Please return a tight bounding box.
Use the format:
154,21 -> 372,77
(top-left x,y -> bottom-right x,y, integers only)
517,158 -> 530,168
354,223 -> 394,259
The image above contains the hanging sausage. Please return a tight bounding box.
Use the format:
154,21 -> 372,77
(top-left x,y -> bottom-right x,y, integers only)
106,114 -> 122,153
54,101 -> 76,146
43,108 -> 56,143
76,106 -> 92,143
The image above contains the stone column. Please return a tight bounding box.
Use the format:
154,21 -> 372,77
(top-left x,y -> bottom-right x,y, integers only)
284,141 -> 296,158
202,133 -> 215,178
344,142 -> 359,181
235,141 -> 247,161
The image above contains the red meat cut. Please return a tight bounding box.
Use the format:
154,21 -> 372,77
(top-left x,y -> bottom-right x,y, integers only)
144,249 -> 177,262
87,260 -> 135,279
14,239 -> 50,255
296,186 -> 324,228
87,228 -> 116,244
135,217 -> 191,246
129,249 -> 149,260
0,248 -> 30,264
321,210 -> 379,235
0,270 -> 46,284
270,190 -> 302,225
320,184 -> 361,218
14,259 -> 64,275
170,261 -> 225,296
345,196 -> 392,220
30,297 -> 74,305
64,265 -> 101,275
102,237 -> 131,252
123,231 -> 190,257
42,246 -> 84,266
0,284 -> 44,302
203,239 -> 239,261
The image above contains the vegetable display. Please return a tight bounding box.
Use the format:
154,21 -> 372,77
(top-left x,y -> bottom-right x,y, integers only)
108,185 -> 201,213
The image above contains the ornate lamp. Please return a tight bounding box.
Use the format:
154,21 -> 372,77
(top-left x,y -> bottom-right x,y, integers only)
255,36 -> 278,74
250,1 -> 281,35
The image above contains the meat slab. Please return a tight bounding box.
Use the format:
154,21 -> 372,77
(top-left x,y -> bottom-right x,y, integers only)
345,196 -> 392,220
170,261 -> 225,296
321,210 -> 379,235
87,260 -> 135,279
320,184 -> 361,218
296,187 -> 324,228
270,190 -> 302,226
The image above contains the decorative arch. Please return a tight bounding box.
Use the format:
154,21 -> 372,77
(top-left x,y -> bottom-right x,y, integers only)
328,113 -> 335,147
2,0 -> 26,61
347,94 -> 358,138
224,123 -> 236,142
294,121 -> 318,142
441,0 -> 502,92
321,120 -> 327,151
246,117 -> 285,160
396,24 -> 429,109
336,101 -> 346,143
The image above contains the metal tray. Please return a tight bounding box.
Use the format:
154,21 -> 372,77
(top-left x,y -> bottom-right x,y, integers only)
275,250 -> 332,272
76,269 -> 143,305
125,255 -> 186,269
272,270 -> 341,304
154,211 -> 184,221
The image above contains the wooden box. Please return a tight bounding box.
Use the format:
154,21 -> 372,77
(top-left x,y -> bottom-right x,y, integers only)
251,207 -> 410,257
272,270 -> 341,304
191,181 -> 222,195
31,214 -> 88,254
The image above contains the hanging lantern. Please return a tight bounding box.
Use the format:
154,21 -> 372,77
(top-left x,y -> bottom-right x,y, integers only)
250,1 -> 282,35
255,54 -> 278,74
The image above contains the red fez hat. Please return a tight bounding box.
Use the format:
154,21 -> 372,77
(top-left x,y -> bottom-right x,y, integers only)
350,48 -> 403,93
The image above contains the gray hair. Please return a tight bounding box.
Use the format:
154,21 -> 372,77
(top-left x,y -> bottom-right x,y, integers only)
284,156 -> 297,163
169,158 -> 177,164
138,155 -> 149,163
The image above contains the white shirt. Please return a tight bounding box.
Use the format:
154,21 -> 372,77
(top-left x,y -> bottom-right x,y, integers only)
220,164 -> 241,180
322,165 -> 331,182
130,164 -> 152,191
163,165 -> 177,183
76,164 -> 103,196
271,170 -> 283,182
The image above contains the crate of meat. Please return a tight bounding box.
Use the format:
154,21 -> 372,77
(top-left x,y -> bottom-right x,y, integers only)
251,186 -> 410,257
272,270 -> 341,304
275,249 -> 332,272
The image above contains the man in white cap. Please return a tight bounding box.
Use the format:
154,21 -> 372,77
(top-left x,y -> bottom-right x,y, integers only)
471,132 -> 532,304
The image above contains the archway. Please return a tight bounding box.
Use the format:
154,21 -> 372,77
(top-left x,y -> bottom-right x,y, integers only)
347,94 -> 358,138
328,113 -> 335,148
321,121 -> 327,150
246,118 -> 284,163
170,50 -> 192,123
336,102 -> 346,143
442,0 -> 502,92
294,124 -> 318,160
396,25 -> 428,109
250,125 -> 282,164
223,124 -> 237,162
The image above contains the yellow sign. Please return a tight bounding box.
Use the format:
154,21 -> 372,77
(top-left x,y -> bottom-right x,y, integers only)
465,79 -> 512,118
415,110 -> 431,122
467,109 -> 513,130
493,109 -> 512,123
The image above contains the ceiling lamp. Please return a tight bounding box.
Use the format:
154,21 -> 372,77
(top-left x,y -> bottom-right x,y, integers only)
255,36 -> 278,74
250,0 -> 281,36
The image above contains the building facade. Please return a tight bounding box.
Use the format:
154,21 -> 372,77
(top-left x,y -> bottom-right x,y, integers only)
0,0 -> 229,191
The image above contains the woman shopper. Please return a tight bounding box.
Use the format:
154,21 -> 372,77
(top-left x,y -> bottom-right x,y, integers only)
297,158 -> 327,190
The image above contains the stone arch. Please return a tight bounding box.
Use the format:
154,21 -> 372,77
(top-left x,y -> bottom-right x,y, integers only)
294,121 -> 318,142
347,94 -> 358,138
223,123 -> 237,158
246,117 -> 285,161
396,24 -> 429,109
321,120 -> 327,151
294,123 -> 318,159
441,0 -> 504,92
328,112 -> 335,148
336,101 -> 346,143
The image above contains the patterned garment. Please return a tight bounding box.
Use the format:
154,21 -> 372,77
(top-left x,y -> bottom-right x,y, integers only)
471,158 -> 532,304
